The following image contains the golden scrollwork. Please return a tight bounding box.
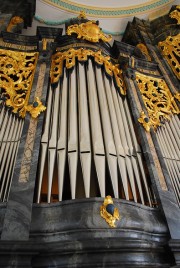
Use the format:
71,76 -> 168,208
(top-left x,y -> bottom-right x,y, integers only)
0,49 -> 39,117
136,43 -> 151,61
158,34 -> 180,80
67,21 -> 112,43
169,5 -> 180,24
100,196 -> 120,228
136,72 -> 179,131
7,16 -> 24,32
50,48 -> 126,95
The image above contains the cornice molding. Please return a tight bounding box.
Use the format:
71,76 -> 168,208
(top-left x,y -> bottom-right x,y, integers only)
34,15 -> 124,36
42,0 -> 174,18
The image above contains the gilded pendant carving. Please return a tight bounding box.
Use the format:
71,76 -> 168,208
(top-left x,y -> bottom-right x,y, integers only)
0,49 -> 43,118
26,97 -> 46,118
138,111 -> 151,132
100,196 -> 120,228
50,48 -> 125,95
169,5 -> 180,24
67,21 -> 112,43
136,72 -> 179,131
158,34 -> 180,80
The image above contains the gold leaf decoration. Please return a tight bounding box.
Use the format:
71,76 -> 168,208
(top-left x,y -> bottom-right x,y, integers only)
169,5 -> 180,24
138,111 -> 151,132
174,93 -> 180,102
136,72 -> 179,131
136,43 -> 151,61
26,97 -> 46,118
158,34 -> 180,80
50,48 -> 125,95
67,21 -> 112,43
100,196 -> 120,228
7,16 -> 24,32
0,49 -> 38,118
78,10 -> 87,19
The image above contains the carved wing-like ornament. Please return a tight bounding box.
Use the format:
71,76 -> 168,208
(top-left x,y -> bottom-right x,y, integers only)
67,21 -> 112,43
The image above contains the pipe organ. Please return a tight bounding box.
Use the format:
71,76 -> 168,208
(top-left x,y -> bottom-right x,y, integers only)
0,4 -> 180,268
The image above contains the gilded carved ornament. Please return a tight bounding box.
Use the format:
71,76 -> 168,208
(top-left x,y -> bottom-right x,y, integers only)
67,21 -> 112,43
169,5 -> 180,24
42,38 -> 48,50
7,16 -> 24,32
136,72 -> 179,131
0,49 -> 46,118
174,93 -> 180,102
50,48 -> 126,95
78,10 -> 87,19
158,34 -> 180,80
26,97 -> 46,118
136,43 -> 151,61
100,196 -> 120,228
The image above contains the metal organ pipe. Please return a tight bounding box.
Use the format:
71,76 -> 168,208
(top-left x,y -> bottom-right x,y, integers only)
68,67 -> 78,199
37,86 -> 53,203
57,73 -> 68,202
78,62 -> 91,198
86,59 -> 106,197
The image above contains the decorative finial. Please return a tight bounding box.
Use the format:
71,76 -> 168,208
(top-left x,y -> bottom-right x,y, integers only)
100,196 -> 120,227
78,11 -> 87,19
